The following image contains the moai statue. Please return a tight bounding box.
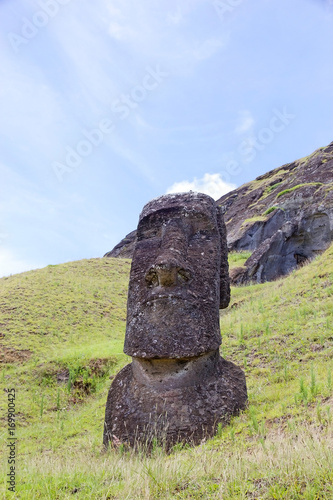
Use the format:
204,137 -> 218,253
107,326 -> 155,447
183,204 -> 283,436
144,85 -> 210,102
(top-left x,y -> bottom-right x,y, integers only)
103,192 -> 247,449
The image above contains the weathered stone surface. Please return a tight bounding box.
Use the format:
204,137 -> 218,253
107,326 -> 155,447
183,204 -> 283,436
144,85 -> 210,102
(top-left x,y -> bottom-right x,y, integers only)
103,352 -> 247,449
239,210 -> 331,283
124,192 -> 230,359
218,141 -> 333,258
231,208 -> 286,251
103,192 -> 247,450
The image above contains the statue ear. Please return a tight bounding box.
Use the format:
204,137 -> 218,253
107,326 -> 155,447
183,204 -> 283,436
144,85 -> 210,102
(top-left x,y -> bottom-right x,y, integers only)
216,205 -> 230,309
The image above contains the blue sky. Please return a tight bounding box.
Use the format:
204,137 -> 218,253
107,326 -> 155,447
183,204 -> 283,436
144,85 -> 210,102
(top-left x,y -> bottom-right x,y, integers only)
1,0 -> 333,277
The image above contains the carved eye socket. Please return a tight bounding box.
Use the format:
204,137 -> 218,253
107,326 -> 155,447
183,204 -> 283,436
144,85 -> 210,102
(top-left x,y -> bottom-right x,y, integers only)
145,266 -> 192,287
138,228 -> 161,241
145,269 -> 159,287
189,218 -> 216,239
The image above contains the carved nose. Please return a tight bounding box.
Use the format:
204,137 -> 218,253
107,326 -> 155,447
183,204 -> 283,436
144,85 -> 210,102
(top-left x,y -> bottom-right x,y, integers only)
145,259 -> 192,288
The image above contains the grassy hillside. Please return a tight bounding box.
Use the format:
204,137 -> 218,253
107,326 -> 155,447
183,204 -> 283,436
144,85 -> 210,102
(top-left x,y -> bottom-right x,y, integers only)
1,248 -> 333,499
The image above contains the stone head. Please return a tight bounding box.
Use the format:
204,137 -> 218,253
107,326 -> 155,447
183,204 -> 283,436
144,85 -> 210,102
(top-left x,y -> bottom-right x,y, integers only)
124,192 -> 230,359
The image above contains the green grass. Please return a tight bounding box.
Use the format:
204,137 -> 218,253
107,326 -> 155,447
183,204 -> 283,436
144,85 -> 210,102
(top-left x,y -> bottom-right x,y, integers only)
267,182 -> 283,193
276,182 -> 323,199
243,168 -> 290,196
228,251 -> 252,269
1,248 -> 333,499
256,181 -> 284,204
297,147 -> 326,165
241,216 -> 267,228
263,206 -> 280,216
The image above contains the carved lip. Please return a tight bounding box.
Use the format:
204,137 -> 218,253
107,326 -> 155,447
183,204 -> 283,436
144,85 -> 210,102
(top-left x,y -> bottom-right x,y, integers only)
144,293 -> 186,305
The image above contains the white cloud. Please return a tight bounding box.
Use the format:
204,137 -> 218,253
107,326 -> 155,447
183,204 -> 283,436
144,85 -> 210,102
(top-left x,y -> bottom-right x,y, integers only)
101,0 -> 228,73
235,110 -> 255,134
0,248 -> 44,278
193,38 -> 226,60
166,173 -> 236,200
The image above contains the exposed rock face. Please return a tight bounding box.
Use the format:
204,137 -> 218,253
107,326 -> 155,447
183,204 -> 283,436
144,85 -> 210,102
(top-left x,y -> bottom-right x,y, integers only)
229,208 -> 286,251
237,212 -> 332,284
219,140 -> 333,283
218,142 -> 333,254
103,192 -> 247,450
104,230 -> 136,259
105,141 -> 333,283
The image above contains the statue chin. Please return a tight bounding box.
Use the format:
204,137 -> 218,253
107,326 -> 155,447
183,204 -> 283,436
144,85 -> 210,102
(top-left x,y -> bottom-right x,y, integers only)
125,298 -> 221,359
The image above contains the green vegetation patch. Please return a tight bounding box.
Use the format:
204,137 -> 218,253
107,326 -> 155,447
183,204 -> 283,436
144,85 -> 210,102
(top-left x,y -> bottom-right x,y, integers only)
256,181 -> 285,205
263,206 -> 281,216
297,146 -> 329,166
276,182 -> 323,199
228,251 -> 252,269
36,356 -> 118,396
244,168 -> 290,196
241,215 -> 267,229
267,181 -> 283,193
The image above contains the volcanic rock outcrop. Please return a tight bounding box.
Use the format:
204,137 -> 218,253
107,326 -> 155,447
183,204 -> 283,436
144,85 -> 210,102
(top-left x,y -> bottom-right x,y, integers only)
217,141 -> 333,282
105,141 -> 333,283
104,230 -> 136,259
103,192 -> 247,449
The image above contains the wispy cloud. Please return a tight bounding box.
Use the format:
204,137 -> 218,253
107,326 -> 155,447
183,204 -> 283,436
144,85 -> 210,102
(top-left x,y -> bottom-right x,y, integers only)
105,134 -> 158,186
102,0 -> 227,71
166,173 -> 236,200
234,110 -> 255,135
193,37 -> 227,60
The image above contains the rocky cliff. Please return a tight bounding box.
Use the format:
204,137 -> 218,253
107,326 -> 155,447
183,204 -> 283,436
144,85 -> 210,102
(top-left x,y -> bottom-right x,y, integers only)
104,230 -> 137,259
104,141 -> 333,283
